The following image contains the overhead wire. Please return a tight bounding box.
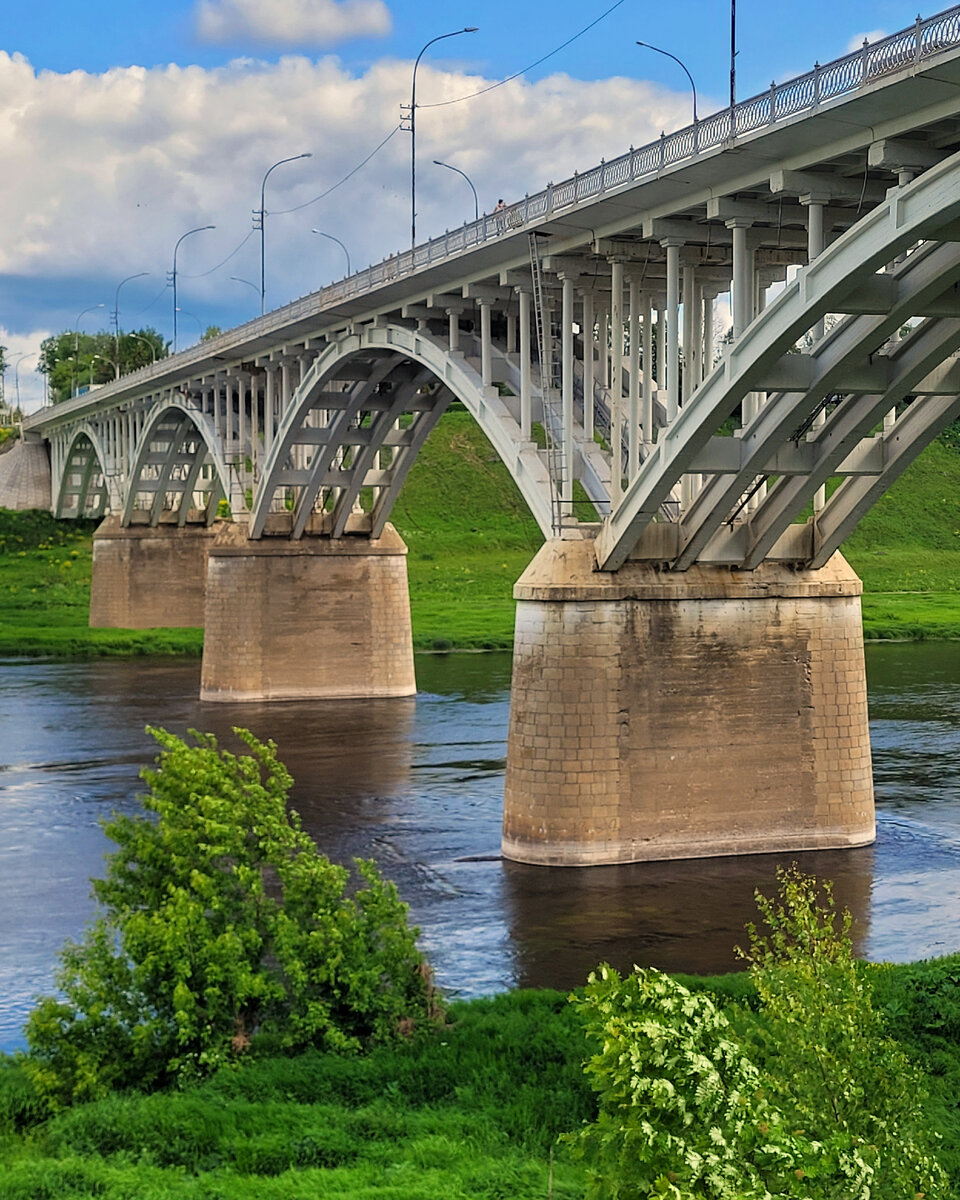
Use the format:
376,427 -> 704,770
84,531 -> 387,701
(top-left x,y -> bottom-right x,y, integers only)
418,0 -> 631,109
270,125 -> 402,216
180,229 -> 256,278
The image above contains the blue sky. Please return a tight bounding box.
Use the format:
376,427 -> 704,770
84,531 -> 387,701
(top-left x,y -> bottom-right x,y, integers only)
0,0 -> 939,408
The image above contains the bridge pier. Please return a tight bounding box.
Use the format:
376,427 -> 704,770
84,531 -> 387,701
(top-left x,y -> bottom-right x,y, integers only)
200,522 -> 416,702
502,540 -> 875,866
89,516 -> 216,628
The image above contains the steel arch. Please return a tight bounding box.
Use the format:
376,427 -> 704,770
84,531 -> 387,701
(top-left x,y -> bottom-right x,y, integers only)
250,323 -> 555,539
121,398 -> 231,527
596,147 -> 960,571
54,425 -> 109,519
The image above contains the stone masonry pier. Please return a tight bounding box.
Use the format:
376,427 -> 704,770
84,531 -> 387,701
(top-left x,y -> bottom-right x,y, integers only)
200,522 -> 415,702
502,540 -> 875,866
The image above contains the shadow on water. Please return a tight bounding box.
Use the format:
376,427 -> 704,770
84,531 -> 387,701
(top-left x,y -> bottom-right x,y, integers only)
3,644 -> 960,1048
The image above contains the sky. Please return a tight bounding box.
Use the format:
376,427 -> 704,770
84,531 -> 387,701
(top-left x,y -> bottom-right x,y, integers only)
0,0 -> 937,411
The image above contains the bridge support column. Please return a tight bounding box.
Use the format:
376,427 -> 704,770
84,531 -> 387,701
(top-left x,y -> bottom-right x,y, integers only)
200,522 -> 416,702
503,539 -> 875,866
89,515 -> 216,628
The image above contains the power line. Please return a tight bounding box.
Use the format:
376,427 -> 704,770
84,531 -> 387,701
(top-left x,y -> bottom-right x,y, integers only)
270,125 -> 402,216
180,229 -> 256,278
418,0 -> 630,109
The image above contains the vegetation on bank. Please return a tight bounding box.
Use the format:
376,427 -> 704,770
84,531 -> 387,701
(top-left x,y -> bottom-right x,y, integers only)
4,726 -> 960,1198
4,411 -> 960,656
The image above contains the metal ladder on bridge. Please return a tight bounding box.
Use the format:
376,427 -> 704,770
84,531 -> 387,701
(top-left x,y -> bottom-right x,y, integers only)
528,232 -> 566,535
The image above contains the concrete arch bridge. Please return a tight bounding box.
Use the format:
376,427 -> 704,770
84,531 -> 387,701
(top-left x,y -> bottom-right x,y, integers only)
23,4 -> 960,864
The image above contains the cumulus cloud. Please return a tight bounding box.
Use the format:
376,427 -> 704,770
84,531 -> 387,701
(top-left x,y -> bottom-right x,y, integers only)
1,327 -> 53,415
846,29 -> 887,52
195,0 -> 392,46
0,49 -> 694,368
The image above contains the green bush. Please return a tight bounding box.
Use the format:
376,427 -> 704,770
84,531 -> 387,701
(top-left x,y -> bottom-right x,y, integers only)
24,728 -> 435,1106
568,868 -> 948,1199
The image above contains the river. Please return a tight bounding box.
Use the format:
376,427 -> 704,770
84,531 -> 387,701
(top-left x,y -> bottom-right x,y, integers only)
2,641 -> 960,1053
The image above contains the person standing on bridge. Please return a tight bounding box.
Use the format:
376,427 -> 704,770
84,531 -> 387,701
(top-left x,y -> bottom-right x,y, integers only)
494,199 -> 507,233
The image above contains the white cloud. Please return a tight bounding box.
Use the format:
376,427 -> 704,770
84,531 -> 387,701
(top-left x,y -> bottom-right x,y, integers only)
846,29 -> 887,52
0,50 -> 695,374
1,328 -> 53,415
195,0 -> 392,46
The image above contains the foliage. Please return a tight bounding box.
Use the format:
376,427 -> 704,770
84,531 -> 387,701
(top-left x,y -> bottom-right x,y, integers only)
38,329 -> 168,403
569,869 -> 948,1199
739,867 -> 948,1199
201,325 -> 223,341
24,728 -> 433,1106
2,990 -> 591,1199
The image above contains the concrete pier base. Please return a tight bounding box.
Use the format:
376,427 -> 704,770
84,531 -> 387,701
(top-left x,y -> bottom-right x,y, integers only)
89,516 -> 216,628
200,522 -> 416,702
503,539 -> 875,866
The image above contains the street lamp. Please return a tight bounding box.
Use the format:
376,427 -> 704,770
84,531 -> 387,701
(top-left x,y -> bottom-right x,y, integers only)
636,41 -> 698,126
13,352 -> 35,412
74,303 -> 105,397
311,230 -> 351,277
433,159 -> 479,221
171,225 -> 215,353
127,333 -> 158,365
406,27 -> 478,249
230,275 -> 260,295
89,354 -> 106,388
257,153 -> 312,315
175,308 -> 203,342
113,272 -> 149,379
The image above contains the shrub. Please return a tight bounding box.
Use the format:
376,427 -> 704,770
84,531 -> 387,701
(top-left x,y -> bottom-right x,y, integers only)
24,727 -> 434,1106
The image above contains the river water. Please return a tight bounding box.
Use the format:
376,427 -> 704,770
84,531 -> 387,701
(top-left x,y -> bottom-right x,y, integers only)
2,642 -> 960,1053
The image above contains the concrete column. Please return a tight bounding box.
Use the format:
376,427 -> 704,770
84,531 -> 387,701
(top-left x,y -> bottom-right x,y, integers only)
728,220 -> 754,339
447,308 -> 460,352
703,292 -> 714,380
582,290 -> 595,443
656,303 -> 666,392
264,365 -> 277,457
480,301 -> 493,387
804,197 -> 828,511
681,264 -> 696,404
236,375 -> 247,505
628,276 -> 640,479
200,523 -> 416,702
502,542 -> 875,866
519,288 -> 532,439
506,310 -> 517,355
663,240 -> 682,423
599,300 -> 609,389
610,260 -> 624,504
641,291 -> 653,445
561,274 -> 575,515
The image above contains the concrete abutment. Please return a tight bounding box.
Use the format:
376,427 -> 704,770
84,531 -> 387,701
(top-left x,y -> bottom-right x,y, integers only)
200,522 -> 416,702
502,539 -> 875,866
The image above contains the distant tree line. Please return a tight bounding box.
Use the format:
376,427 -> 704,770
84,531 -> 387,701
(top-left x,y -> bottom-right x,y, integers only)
38,328 -> 169,404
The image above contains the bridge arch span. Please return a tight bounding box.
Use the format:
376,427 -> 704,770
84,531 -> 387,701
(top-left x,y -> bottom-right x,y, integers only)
121,398 -> 231,527
54,425 -> 109,519
250,323 -> 554,539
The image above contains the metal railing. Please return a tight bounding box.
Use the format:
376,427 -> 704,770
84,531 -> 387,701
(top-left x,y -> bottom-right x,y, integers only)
26,5 -> 960,429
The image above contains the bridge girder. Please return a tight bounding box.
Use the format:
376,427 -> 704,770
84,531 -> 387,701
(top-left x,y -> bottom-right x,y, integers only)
54,425 -> 109,520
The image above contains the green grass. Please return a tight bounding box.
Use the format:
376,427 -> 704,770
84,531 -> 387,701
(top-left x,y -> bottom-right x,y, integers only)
7,413 -> 960,656
4,959 -> 960,1198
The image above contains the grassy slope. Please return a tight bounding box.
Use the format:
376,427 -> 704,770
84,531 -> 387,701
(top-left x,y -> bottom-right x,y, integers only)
4,958 -> 960,1199
4,412 -> 960,654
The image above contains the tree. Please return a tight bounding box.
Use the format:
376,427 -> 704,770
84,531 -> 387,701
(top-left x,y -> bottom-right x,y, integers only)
38,327 -> 168,403
24,728 -> 434,1107
201,325 -> 223,341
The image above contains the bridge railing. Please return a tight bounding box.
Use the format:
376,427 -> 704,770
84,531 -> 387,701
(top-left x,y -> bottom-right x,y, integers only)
26,4 -> 960,429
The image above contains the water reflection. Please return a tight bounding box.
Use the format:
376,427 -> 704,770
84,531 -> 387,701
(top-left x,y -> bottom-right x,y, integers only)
2,644 -> 960,1051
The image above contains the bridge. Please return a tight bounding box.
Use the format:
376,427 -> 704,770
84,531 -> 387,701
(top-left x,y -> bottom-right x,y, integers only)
20,5 -> 960,865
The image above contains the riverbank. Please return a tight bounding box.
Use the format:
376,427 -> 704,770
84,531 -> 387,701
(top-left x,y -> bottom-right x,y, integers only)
3,413 -> 960,656
2,955 -> 959,1198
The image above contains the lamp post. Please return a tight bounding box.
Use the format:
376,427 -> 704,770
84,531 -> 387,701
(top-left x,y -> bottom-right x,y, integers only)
171,225 -> 215,353
311,230 -> 351,277
74,303 -> 105,397
175,308 -> 203,342
88,354 -> 106,389
406,27 -> 478,249
127,333 -> 158,365
13,352 -> 35,412
257,153 -> 312,315
230,275 -> 259,295
432,159 -> 479,221
113,272 -> 149,379
636,41 -> 698,125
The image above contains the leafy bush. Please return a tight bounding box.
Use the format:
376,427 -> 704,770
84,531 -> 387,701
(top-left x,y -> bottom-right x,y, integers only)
568,868 -> 947,1199
24,727 -> 435,1106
